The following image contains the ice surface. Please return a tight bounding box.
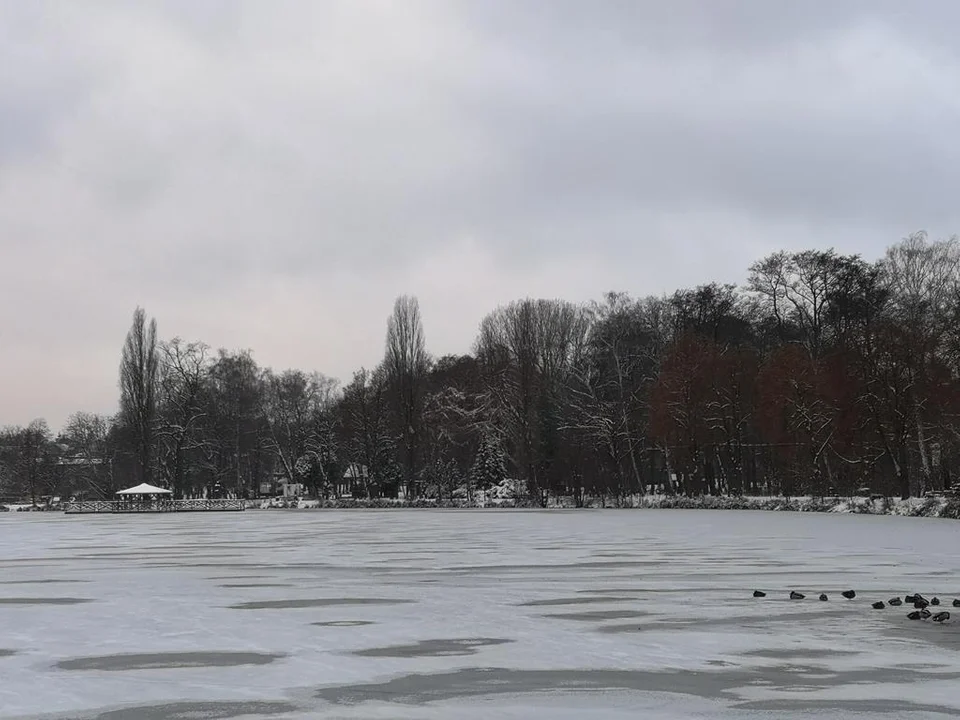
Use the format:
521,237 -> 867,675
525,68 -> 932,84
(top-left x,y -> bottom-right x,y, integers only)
2,509 -> 960,718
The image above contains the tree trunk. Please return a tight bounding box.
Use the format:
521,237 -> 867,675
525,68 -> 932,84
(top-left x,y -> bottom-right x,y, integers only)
915,409 -> 931,496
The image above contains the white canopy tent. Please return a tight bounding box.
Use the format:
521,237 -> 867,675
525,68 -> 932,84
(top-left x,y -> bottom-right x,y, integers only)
116,483 -> 172,496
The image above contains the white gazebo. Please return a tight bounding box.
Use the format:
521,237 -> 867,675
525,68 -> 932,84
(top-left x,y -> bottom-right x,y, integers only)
115,483 -> 172,509
116,483 -> 172,497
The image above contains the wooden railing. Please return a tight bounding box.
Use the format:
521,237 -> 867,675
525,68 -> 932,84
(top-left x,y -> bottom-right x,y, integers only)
63,500 -> 115,514
63,499 -> 246,514
171,498 -> 246,511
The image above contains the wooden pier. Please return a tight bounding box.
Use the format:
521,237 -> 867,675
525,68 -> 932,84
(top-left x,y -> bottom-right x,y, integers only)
64,498 -> 246,514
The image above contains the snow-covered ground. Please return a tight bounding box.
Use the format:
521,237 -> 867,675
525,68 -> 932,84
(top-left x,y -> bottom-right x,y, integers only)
1,509 -> 959,719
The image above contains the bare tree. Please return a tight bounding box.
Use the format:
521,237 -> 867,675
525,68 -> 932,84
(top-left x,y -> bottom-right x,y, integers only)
205,349 -> 268,497
476,298 -> 590,504
747,249 -> 856,356
565,293 -> 656,498
156,338 -> 210,497
338,367 -> 398,498
119,307 -> 159,487
384,295 -> 430,498
14,420 -> 53,504
262,368 -> 337,488
881,231 -> 960,493
298,408 -> 340,500
477,299 -> 544,501
61,411 -> 113,497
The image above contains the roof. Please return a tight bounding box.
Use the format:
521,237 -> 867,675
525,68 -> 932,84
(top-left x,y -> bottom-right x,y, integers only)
116,483 -> 172,495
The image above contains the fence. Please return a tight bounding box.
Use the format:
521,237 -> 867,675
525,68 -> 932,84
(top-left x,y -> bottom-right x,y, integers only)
63,498 -> 246,514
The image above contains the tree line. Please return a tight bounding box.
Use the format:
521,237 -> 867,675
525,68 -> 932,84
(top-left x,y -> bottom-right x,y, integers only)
2,231 -> 959,505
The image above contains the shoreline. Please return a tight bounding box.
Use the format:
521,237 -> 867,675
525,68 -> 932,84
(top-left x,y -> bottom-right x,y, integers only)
246,494 -> 960,519
5,494 -> 956,519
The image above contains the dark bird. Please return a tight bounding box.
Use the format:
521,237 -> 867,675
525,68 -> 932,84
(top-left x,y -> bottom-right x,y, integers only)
931,597 -> 941,606
921,609 -> 933,619
933,611 -> 951,623
905,594 -> 918,604
872,601 -> 885,609
790,591 -> 805,600
914,598 -> 930,610
952,599 -> 960,608
819,594 -> 828,601
889,597 -> 903,606
908,610 -> 922,620
841,590 -> 856,599
753,590 -> 766,598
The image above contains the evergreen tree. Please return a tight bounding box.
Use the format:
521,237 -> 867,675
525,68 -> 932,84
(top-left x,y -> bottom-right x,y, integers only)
470,432 -> 507,490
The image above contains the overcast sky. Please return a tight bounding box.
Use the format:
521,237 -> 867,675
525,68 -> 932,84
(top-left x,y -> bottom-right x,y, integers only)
3,0 -> 960,430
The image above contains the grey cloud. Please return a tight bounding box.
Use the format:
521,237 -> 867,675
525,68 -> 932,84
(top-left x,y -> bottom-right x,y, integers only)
455,5 -> 960,242
464,1 -> 960,58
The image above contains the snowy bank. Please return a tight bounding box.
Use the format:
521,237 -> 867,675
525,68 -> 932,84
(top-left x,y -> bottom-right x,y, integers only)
246,493 -> 960,518
627,493 -> 960,518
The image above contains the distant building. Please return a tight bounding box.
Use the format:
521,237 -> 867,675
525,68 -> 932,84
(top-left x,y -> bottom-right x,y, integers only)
339,464 -> 368,497
280,479 -> 304,498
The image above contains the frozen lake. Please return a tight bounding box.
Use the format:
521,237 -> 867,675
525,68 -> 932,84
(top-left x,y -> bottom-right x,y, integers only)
2,509 -> 960,719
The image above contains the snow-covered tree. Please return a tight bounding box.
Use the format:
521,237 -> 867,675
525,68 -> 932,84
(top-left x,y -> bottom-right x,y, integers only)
470,432 -> 507,490
422,457 -> 459,500
373,438 -> 404,498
